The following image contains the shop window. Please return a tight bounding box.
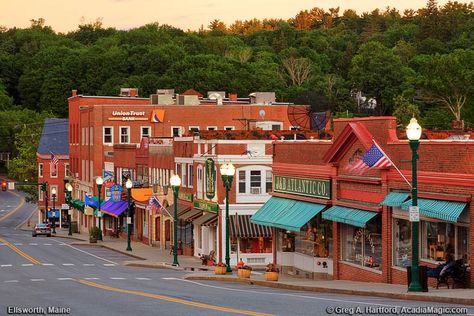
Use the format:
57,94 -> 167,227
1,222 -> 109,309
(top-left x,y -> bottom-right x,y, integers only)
120,127 -> 130,144
103,127 -> 113,144
231,237 -> 272,254
393,218 -> 411,267
421,221 -> 468,261
279,231 -> 295,252
341,218 -> 382,270
295,215 -> 332,257
457,226 -> 469,261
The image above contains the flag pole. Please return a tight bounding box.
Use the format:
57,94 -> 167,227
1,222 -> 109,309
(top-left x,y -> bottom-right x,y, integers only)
372,139 -> 412,188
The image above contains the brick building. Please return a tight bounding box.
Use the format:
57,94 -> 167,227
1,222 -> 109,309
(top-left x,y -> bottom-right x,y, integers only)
253,117 -> 473,286
37,118 -> 69,227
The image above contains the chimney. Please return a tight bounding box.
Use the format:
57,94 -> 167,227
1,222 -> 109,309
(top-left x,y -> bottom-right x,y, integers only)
130,88 -> 138,97
229,93 -> 238,102
71,90 -> 77,97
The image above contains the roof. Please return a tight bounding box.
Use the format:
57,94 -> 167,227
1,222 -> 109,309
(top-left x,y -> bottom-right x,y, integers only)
37,118 -> 69,156
181,89 -> 203,97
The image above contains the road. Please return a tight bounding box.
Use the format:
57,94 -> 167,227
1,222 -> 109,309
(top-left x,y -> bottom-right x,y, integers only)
0,189 -> 473,316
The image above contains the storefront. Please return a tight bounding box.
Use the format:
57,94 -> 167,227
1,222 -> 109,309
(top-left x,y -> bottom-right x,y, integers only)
192,199 -> 218,259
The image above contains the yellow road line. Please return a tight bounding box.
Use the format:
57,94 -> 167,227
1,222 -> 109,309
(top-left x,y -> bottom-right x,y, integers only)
0,237 -> 41,265
78,279 -> 273,316
0,190 -> 25,222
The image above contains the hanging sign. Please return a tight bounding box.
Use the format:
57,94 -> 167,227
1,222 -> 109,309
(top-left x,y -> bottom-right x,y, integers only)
205,158 -> 216,199
110,184 -> 124,202
409,206 -> 420,222
193,199 -> 219,213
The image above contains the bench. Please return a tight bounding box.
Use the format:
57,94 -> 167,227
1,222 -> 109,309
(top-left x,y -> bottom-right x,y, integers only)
428,259 -> 468,289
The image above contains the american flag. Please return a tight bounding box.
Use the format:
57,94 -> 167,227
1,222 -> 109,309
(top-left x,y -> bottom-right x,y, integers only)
148,196 -> 162,213
348,143 -> 391,173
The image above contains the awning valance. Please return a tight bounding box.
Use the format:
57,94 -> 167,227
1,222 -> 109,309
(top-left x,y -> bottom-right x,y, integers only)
193,213 -> 217,226
131,188 -> 153,203
250,197 -> 326,232
400,198 -> 467,223
322,206 -> 378,228
380,192 -> 410,207
230,215 -> 272,238
100,200 -> 129,218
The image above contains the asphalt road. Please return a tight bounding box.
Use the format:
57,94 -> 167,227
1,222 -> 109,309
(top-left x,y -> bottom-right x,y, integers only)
1,189 -> 473,316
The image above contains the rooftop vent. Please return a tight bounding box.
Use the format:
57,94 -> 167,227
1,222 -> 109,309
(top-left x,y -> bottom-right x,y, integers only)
151,94 -> 174,105
157,89 -> 174,95
208,92 -> 224,105
178,95 -> 200,105
120,88 -> 138,97
249,92 -> 275,105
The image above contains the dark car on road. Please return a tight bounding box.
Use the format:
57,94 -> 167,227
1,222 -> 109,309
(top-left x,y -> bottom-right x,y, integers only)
32,223 -> 52,237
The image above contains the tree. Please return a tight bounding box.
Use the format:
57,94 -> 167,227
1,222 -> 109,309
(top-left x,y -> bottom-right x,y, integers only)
281,57 -> 313,86
392,96 -> 420,127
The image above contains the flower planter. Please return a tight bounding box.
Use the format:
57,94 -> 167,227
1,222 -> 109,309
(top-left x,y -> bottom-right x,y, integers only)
265,271 -> 279,281
214,266 -> 227,275
238,269 -> 251,278
89,237 -> 97,243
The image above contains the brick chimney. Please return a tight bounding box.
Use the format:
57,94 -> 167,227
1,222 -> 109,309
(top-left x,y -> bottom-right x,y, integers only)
71,90 -> 77,97
229,93 -> 238,102
130,88 -> 138,97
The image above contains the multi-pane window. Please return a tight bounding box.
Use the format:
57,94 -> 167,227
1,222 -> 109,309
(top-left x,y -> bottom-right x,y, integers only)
188,165 -> 194,188
120,127 -> 129,144
172,127 -> 182,137
266,170 -> 272,193
250,171 -> 261,194
103,127 -> 113,144
39,163 -> 44,178
238,170 -> 246,193
141,126 -> 150,139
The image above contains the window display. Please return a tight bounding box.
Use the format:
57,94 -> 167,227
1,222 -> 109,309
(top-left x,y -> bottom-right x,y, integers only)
393,218 -> 411,267
421,221 -> 469,261
231,237 -> 271,253
294,216 -> 332,258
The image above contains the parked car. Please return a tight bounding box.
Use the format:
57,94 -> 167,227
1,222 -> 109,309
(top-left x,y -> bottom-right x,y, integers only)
32,223 -> 51,237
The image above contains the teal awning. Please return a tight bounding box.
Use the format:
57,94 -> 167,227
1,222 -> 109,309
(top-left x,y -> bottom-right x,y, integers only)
380,192 -> 410,207
69,199 -> 84,212
250,197 -> 326,232
322,206 -> 378,228
400,198 -> 467,223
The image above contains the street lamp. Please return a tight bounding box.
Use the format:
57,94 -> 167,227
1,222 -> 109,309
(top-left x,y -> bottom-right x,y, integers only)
51,187 -> 57,234
220,162 -> 235,273
96,176 -> 104,241
170,174 -> 181,266
406,117 -> 423,292
125,179 -> 133,251
65,183 -> 73,236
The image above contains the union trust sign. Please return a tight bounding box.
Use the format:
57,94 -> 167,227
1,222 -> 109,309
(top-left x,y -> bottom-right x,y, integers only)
274,175 -> 331,199
108,110 -> 148,121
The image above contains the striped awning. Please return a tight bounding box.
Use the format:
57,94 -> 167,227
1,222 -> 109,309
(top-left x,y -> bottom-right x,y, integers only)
381,192 -> 410,207
322,206 -> 378,228
168,203 -> 191,217
193,213 -> 217,226
179,209 -> 202,221
230,215 -> 272,238
400,198 -> 467,223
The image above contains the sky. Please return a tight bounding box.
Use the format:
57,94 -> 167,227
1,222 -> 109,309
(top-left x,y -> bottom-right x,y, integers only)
0,0 -> 466,33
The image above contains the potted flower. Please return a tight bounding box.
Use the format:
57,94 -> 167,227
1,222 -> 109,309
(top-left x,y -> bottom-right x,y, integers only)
89,226 -> 101,243
265,263 -> 279,281
237,265 -> 252,278
214,262 -> 227,275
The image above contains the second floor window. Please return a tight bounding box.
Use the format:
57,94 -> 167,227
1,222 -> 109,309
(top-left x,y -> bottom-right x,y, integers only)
120,127 -> 129,144
104,127 -> 113,144
141,126 -> 150,139
250,171 -> 261,194
39,163 -> 44,178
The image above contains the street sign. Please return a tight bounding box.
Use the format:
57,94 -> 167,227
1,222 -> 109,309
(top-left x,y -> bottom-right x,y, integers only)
409,206 -> 420,222
7,182 -> 14,190
47,210 -> 60,218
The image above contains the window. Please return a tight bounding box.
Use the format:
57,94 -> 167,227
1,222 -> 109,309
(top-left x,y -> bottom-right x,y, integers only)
38,187 -> 44,201
224,126 -> 235,131
120,127 -> 130,144
141,126 -> 151,139
271,124 -> 281,131
103,127 -> 113,144
89,127 -> 93,146
176,164 -> 182,179
189,126 -> 200,134
207,126 -> 217,131
85,127 -> 88,145
341,218 -> 382,270
290,126 -> 299,131
266,170 -> 272,193
38,163 -> 44,178
171,127 -> 182,137
294,215 -> 332,258
65,163 -> 69,178
50,161 -> 58,178
238,170 -> 246,193
393,218 -> 411,267
250,170 -> 261,194
188,165 -> 194,188
182,164 -> 187,187
420,221 -> 469,261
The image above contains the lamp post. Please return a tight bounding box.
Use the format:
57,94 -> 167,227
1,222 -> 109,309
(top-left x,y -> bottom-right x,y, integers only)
96,176 -> 104,241
125,179 -> 133,251
220,163 -> 235,273
170,175 -> 181,266
51,187 -> 57,234
406,117 -> 423,292
65,183 -> 73,236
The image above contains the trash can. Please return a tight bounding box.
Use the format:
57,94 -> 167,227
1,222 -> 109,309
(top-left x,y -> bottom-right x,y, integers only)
407,265 -> 428,292
71,221 -> 78,233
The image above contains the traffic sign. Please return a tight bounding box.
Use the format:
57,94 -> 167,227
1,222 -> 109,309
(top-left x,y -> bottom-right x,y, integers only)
409,206 -> 420,222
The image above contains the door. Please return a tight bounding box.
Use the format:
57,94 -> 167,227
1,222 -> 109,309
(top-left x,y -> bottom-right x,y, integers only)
155,217 -> 161,241
197,165 -> 203,199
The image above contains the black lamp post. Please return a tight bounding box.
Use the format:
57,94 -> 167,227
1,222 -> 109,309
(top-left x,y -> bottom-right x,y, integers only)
41,182 -> 49,222
406,117 -> 423,292
51,187 -> 57,234
170,174 -> 181,266
220,163 -> 235,273
125,179 -> 133,251
96,176 -> 104,241
65,183 -> 73,236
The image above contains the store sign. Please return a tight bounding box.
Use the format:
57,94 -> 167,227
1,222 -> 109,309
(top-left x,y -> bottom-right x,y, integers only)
110,184 -> 124,202
108,110 -> 148,121
205,158 -> 216,199
274,175 -> 331,199
193,199 -> 218,213
409,206 -> 420,222
178,191 -> 193,202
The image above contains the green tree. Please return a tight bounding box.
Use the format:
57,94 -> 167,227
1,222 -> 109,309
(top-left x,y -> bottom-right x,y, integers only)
392,96 -> 420,127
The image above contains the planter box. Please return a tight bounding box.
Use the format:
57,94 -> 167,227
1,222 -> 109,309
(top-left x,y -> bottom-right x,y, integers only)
238,269 -> 251,278
214,266 -> 227,275
265,271 -> 279,281
89,237 -> 97,243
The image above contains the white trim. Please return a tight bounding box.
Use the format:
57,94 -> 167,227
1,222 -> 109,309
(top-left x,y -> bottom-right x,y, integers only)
206,126 -> 217,131
119,126 -> 130,144
38,163 -> 44,178
194,139 -> 273,144
50,162 -> 58,178
193,156 -> 272,164
175,157 -> 194,164
103,126 -> 113,145
38,187 -> 43,201
188,164 -> 193,188
64,163 -> 69,178
140,126 -> 151,139
89,127 -> 93,146
224,126 -> 235,131
171,126 -> 183,137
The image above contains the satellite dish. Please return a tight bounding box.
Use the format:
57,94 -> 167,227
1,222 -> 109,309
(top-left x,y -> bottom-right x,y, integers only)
259,109 -> 266,119
209,93 -> 223,105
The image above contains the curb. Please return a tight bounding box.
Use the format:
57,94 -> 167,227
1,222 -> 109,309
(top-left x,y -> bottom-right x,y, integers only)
69,242 -> 147,260
184,276 -> 474,306
123,261 -> 182,270
52,234 -> 86,242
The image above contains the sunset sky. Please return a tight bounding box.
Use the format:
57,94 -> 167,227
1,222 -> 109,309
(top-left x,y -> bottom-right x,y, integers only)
1,0 -> 466,32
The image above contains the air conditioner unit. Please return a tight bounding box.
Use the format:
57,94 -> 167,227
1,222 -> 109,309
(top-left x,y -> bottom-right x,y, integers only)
250,187 -> 261,194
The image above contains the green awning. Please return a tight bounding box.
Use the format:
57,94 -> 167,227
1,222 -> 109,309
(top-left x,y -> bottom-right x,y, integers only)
69,199 -> 84,212
322,206 -> 378,228
400,198 -> 467,223
250,197 -> 326,232
380,192 -> 410,207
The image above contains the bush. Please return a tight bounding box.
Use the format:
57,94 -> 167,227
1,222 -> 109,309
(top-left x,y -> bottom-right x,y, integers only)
89,226 -> 101,239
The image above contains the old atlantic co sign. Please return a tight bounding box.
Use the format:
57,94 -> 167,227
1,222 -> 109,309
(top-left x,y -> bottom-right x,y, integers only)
274,175 -> 331,199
